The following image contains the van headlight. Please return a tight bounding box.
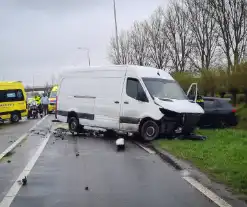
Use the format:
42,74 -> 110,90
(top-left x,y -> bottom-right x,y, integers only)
159,108 -> 167,114
159,108 -> 178,117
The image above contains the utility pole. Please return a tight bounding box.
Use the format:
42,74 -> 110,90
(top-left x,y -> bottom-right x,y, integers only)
32,75 -> 34,94
113,0 -> 120,63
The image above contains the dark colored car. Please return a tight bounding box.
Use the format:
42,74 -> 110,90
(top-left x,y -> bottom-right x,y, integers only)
198,97 -> 238,128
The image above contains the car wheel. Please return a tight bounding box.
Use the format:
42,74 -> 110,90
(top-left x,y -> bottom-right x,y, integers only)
219,120 -> 229,128
68,117 -> 79,134
11,112 -> 20,123
140,120 -> 160,141
104,130 -> 117,138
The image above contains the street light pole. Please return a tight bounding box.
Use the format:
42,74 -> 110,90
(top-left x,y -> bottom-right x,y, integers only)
78,47 -> 91,66
32,75 -> 34,94
113,0 -> 120,63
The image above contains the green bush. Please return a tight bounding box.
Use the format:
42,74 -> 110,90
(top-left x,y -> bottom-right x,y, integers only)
172,72 -> 195,91
237,94 -> 245,104
171,65 -> 247,105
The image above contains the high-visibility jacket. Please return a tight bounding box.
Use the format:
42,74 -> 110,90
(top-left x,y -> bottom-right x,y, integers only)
196,96 -> 204,108
35,96 -> 41,105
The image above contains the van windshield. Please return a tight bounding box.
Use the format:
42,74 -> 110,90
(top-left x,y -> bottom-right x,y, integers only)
142,78 -> 187,100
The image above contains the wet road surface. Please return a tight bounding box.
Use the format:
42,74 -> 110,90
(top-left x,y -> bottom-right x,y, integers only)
0,116 -> 218,207
0,116 -> 52,203
0,118 -> 39,153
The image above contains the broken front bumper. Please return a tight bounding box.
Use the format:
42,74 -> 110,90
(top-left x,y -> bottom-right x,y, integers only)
160,113 -> 202,136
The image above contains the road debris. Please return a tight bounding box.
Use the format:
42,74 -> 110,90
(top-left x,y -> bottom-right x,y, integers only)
7,160 -> 11,163
22,176 -> 27,185
85,186 -> 89,191
18,176 -> 27,186
116,138 -> 125,151
53,127 -> 68,140
177,134 -> 207,141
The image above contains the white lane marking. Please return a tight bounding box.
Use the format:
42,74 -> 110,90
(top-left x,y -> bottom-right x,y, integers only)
183,176 -> 232,207
0,132 -> 51,207
0,134 -> 28,160
28,115 -> 48,132
134,142 -> 156,154
0,115 -> 48,161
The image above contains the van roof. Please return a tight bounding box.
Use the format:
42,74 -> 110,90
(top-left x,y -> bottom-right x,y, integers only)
60,65 -> 173,80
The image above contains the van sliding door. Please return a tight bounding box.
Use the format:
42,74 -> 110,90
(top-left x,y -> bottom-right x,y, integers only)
93,75 -> 125,130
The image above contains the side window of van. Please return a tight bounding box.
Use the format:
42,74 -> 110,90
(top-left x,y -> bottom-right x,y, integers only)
126,78 -> 148,102
0,90 -> 24,102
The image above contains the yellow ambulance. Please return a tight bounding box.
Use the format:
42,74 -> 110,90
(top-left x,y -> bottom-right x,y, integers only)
0,81 -> 28,123
48,85 -> 58,113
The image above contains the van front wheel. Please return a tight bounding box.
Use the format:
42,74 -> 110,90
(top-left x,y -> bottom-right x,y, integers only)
11,112 -> 20,123
68,117 -> 79,134
140,120 -> 159,141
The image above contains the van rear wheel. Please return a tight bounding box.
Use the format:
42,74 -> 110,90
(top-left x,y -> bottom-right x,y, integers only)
68,117 -> 79,135
140,120 -> 159,141
11,112 -> 20,123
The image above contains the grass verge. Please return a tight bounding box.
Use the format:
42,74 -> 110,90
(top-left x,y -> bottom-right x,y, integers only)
236,104 -> 247,129
154,129 -> 247,197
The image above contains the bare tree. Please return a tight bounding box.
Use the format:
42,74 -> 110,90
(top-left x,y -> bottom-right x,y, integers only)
144,7 -> 170,70
209,0 -> 247,73
185,0 -> 219,70
44,82 -> 50,94
164,2 -> 193,72
109,30 -> 132,64
129,22 -> 150,66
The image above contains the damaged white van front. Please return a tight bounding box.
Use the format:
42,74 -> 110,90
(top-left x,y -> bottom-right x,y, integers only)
56,65 -> 204,141
142,77 -> 204,139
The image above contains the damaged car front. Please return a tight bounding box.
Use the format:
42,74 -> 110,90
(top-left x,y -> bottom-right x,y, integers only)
143,78 -> 204,136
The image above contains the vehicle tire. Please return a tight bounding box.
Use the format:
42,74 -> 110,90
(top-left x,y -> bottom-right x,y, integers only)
218,120 -> 228,129
140,120 -> 160,141
11,112 -> 20,123
68,117 -> 79,134
104,130 -> 117,138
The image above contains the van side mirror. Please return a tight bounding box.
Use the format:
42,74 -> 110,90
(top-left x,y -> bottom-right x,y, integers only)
137,91 -> 148,102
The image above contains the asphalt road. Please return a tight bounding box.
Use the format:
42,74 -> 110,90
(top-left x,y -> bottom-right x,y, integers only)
0,118 -> 39,153
0,116 -> 52,204
0,116 -> 218,207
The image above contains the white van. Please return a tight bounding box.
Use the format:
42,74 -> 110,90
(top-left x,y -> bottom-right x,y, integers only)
56,65 -> 204,141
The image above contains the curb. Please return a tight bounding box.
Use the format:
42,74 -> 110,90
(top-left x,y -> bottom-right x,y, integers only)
150,143 -> 247,207
150,144 -> 183,171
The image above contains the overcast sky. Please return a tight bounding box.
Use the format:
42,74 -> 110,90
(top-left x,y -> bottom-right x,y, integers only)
0,0 -> 168,86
